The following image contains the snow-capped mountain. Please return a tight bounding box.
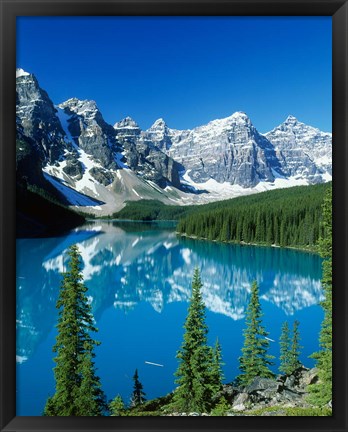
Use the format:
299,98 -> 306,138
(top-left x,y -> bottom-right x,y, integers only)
142,111 -> 332,188
16,68 -> 332,215
264,115 -> 332,183
143,112 -> 282,187
16,69 -> 185,213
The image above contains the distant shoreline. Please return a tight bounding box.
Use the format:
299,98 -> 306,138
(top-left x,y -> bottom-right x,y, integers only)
176,232 -> 319,255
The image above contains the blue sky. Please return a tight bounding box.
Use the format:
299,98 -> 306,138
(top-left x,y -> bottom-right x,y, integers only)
16,16 -> 332,132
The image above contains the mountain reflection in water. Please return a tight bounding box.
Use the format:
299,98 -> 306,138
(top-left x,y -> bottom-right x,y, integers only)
16,221 -> 324,415
17,221 -> 323,362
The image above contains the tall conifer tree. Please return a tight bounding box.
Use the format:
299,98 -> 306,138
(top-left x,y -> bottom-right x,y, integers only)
130,369 -> 146,407
279,321 -> 292,374
172,268 -> 217,413
211,338 -> 224,390
279,320 -> 302,375
290,320 -> 302,371
237,281 -> 274,386
308,187 -> 332,405
44,245 -> 106,416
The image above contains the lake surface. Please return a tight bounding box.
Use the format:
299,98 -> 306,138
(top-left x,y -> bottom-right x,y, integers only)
16,221 -> 324,415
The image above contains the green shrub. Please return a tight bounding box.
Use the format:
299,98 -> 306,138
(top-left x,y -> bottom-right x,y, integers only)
211,397 -> 230,416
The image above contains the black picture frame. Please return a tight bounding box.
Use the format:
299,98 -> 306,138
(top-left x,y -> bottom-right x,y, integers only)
1,1 -> 347,431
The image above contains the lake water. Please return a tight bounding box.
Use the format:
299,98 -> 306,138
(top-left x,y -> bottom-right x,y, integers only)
16,221 -> 324,415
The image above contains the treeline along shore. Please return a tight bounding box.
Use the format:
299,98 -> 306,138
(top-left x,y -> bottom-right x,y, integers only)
112,183 -> 330,253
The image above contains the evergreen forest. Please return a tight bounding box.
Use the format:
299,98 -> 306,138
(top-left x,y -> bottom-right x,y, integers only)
177,182 -> 330,250
111,183 -> 330,251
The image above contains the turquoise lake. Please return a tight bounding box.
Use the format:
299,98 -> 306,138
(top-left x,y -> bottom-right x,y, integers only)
16,221 -> 324,415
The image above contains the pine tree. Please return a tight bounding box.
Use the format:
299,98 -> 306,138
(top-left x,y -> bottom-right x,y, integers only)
44,245 -> 106,416
279,321 -> 291,374
308,187 -> 332,405
43,397 -> 56,416
237,281 -> 274,386
75,341 -> 108,416
130,369 -> 146,407
279,320 -> 302,375
289,320 -> 302,371
211,338 -> 224,390
274,215 -> 279,245
109,395 -> 125,416
172,268 -> 217,413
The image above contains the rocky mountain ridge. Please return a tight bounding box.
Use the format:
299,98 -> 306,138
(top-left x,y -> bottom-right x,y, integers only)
144,112 -> 282,187
16,68 -> 332,215
265,115 -> 332,183
16,69 -> 66,165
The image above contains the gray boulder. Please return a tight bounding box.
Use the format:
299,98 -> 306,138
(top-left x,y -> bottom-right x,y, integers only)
232,392 -> 250,411
244,377 -> 279,393
228,368 -> 319,412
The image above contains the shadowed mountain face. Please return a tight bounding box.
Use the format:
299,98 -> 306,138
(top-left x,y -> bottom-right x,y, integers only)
16,69 -> 332,216
16,70 -> 67,164
16,221 -> 323,363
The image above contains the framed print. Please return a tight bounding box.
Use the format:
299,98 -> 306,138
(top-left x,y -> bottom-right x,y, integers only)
1,1 -> 347,431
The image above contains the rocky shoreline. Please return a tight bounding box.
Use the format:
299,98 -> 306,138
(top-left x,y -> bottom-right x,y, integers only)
134,366 -> 331,417
222,366 -> 319,412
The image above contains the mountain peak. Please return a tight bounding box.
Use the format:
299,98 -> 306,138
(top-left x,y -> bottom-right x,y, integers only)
284,115 -> 298,124
226,111 -> 251,124
153,117 -> 166,126
60,97 -> 96,106
222,111 -> 252,126
231,111 -> 249,120
148,118 -> 167,130
114,117 -> 140,129
58,98 -> 98,113
16,68 -> 30,78
61,97 -> 80,105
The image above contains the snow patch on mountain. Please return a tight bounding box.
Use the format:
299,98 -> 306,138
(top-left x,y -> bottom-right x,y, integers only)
56,107 -> 76,143
16,68 -> 30,78
177,169 -> 309,204
43,172 -> 102,207
45,108 -> 106,197
114,151 -> 129,169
